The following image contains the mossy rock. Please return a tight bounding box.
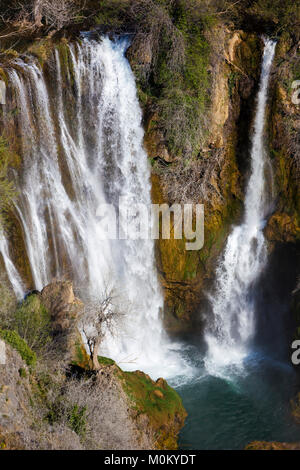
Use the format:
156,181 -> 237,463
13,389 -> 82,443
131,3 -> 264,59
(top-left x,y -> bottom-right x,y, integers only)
117,369 -> 186,450
83,354 -> 186,450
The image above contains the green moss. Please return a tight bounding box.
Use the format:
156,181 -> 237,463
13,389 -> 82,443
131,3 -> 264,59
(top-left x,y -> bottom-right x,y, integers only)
56,41 -> 75,86
0,329 -> 36,366
73,341 -> 90,369
118,369 -> 186,448
119,370 -> 185,428
28,40 -> 52,67
91,355 -> 186,449
98,356 -> 116,366
183,252 -> 198,280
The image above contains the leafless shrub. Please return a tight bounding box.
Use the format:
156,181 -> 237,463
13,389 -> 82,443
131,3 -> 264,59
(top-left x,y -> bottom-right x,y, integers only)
79,284 -> 124,370
0,0 -> 85,37
62,373 -> 152,450
37,0 -> 85,31
159,148 -> 225,205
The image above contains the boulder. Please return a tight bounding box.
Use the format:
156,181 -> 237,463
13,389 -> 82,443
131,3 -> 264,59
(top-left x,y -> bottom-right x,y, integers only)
41,281 -> 83,333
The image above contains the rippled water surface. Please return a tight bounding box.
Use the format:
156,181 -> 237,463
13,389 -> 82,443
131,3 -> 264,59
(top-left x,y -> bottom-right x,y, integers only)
171,347 -> 300,450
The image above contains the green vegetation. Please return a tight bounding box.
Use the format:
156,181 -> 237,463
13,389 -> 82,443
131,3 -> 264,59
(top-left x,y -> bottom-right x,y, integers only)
98,355 -> 115,366
0,328 -> 36,366
158,14 -> 211,155
118,368 -> 186,448
245,0 -> 300,39
12,294 -> 51,354
125,0 -> 212,157
18,367 -> 27,378
86,0 -> 299,160
0,286 -> 51,362
120,370 -> 185,424
68,404 -> 87,437
95,0 -> 130,30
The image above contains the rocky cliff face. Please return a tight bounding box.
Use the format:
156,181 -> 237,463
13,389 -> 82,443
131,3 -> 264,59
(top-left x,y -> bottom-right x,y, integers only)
265,33 -> 300,244
129,29 -> 263,332
130,25 -> 299,337
0,281 -> 186,450
264,33 -> 300,352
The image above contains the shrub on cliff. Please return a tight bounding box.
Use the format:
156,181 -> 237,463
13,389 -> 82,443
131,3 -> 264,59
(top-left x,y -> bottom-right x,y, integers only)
12,294 -> 52,355
126,0 -> 211,157
0,328 -> 36,366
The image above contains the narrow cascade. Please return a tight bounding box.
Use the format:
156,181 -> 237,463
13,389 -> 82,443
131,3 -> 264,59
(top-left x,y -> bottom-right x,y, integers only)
204,38 -> 277,373
0,37 -> 189,379
0,237 -> 24,298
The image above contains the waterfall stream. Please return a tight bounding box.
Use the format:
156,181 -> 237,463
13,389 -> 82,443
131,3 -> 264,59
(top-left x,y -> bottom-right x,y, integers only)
0,37 -> 189,379
204,38 -> 277,373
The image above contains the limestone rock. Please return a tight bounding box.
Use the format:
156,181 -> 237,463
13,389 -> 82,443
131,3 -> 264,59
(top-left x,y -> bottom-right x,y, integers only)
41,281 -> 84,363
41,280 -> 82,331
153,389 -> 164,399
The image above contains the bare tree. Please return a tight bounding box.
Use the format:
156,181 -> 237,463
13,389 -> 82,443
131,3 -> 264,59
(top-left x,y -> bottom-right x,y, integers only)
79,285 -> 124,371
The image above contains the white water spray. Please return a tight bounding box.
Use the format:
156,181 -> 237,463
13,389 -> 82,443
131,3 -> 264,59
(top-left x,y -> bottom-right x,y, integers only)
0,37 -> 189,379
204,39 -> 277,372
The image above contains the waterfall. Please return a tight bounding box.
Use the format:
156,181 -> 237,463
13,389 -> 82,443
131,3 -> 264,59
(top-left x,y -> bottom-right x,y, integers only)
0,36 -> 189,379
204,38 -> 277,372
0,236 -> 24,298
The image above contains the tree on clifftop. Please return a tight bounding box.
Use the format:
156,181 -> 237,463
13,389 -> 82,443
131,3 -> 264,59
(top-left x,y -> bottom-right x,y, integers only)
79,285 -> 124,371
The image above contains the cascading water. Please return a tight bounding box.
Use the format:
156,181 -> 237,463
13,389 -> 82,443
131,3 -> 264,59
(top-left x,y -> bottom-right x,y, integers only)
0,237 -> 24,299
204,38 -> 277,373
0,36 -> 189,379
